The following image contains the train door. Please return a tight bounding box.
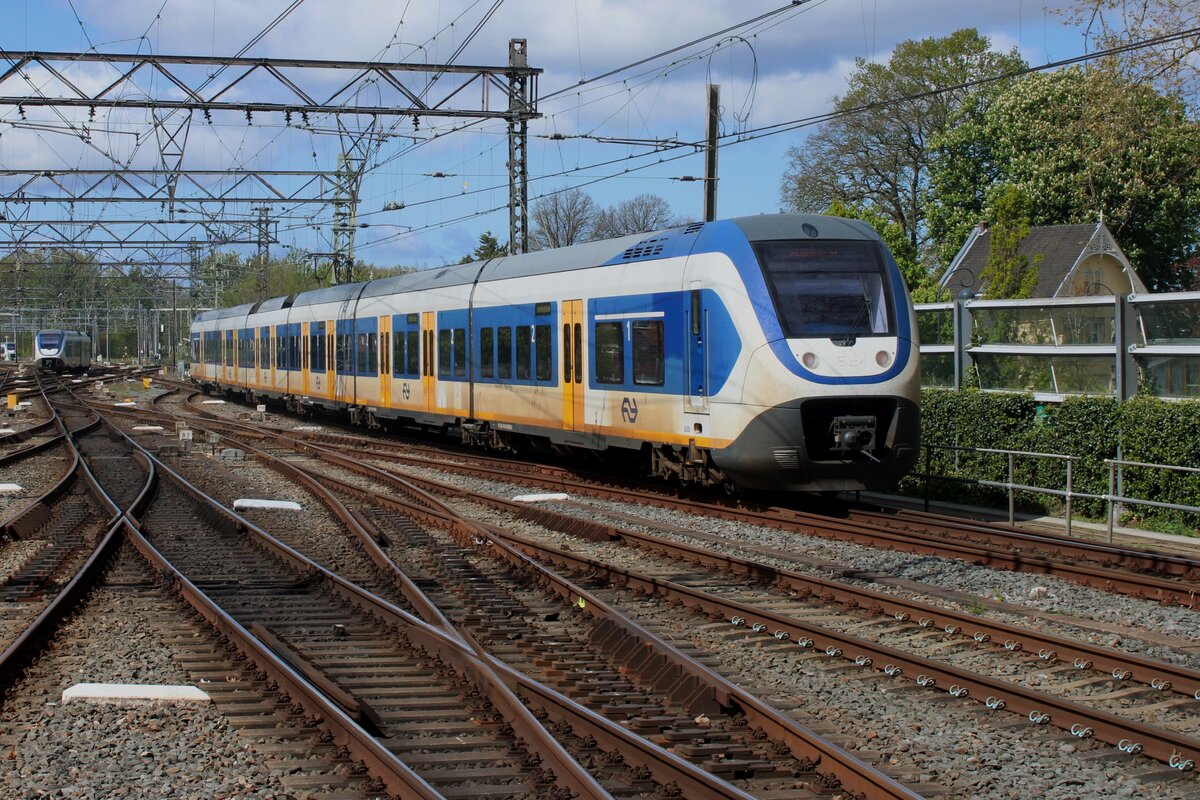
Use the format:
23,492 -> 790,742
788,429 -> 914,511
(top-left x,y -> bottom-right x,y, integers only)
379,315 -> 392,408
421,311 -> 436,413
686,282 -> 709,414
335,319 -> 355,407
325,320 -> 335,399
561,299 -> 584,430
301,322 -> 310,396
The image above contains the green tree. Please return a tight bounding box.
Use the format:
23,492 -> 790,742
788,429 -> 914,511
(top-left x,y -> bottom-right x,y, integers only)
460,231 -> 508,263
1059,0 -> 1200,112
927,66 -> 1200,288
780,29 -> 1025,261
980,185 -> 1041,299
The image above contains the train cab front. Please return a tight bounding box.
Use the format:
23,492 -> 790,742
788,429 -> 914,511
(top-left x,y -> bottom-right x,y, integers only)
711,217 -> 921,492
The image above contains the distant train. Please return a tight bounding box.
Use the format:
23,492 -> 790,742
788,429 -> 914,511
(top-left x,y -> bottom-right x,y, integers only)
190,214 -> 920,492
35,330 -> 92,372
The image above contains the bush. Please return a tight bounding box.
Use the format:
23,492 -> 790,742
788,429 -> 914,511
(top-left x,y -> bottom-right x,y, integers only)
903,388 -> 1200,533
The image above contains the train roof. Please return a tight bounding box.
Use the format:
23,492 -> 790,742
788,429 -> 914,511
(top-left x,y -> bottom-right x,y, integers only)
221,213 -> 881,317
730,213 -> 877,242
193,302 -> 257,323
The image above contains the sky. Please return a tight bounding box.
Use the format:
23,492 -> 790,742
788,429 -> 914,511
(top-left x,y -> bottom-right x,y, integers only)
0,0 -> 1092,270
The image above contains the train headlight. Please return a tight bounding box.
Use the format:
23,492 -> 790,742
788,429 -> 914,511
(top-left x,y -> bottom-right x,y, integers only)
875,350 -> 892,367
801,352 -> 819,369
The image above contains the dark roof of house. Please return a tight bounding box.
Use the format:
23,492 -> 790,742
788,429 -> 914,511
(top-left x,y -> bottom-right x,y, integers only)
942,223 -> 1099,298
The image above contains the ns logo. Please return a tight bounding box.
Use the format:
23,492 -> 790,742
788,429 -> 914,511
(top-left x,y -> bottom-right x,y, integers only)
620,397 -> 639,424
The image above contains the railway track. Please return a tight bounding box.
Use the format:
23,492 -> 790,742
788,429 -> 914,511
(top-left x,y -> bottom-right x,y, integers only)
112,387 -> 1200,790
170,386 -> 1200,609
110,386 -> 933,798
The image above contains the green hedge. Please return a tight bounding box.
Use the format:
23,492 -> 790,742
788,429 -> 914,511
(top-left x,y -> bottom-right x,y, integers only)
900,389 -> 1200,534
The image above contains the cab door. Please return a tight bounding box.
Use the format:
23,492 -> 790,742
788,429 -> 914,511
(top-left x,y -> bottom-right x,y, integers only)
421,311 -> 436,414
561,299 -> 585,430
379,315 -> 392,408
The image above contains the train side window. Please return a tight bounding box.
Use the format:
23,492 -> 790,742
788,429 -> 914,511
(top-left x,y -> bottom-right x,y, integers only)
535,323 -> 551,381
452,329 -> 466,378
406,330 -> 419,376
392,331 -> 403,375
594,322 -> 623,384
573,323 -> 582,384
369,332 -> 378,375
497,327 -> 512,379
292,335 -> 302,370
632,320 -> 664,386
480,327 -> 494,379
516,326 -> 531,380
438,330 -> 451,377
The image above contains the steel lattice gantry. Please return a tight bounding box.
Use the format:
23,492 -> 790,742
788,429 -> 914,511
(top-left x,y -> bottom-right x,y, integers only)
0,43 -> 542,278
0,50 -> 540,119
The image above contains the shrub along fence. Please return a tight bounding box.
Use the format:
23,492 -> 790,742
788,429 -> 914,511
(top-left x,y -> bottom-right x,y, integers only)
899,389 -> 1200,534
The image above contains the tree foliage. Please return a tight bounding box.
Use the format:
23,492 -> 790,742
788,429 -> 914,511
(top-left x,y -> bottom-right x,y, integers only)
593,193 -> 677,239
530,187 -> 596,250
1060,0 -> 1200,111
779,29 -> 1025,260
980,185 -> 1041,299
928,66 -> 1200,288
460,231 -> 508,263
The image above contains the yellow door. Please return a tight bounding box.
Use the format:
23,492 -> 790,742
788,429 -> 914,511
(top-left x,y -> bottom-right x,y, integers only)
380,315 -> 392,408
421,311 -> 436,413
325,321 -> 335,400
561,300 -> 584,431
301,322 -> 310,396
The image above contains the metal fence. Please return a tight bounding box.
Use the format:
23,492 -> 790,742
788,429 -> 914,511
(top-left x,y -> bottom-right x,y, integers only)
915,291 -> 1200,400
912,444 -> 1200,540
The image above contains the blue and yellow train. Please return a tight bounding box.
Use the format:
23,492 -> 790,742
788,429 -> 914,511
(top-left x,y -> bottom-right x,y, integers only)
189,214 -> 920,492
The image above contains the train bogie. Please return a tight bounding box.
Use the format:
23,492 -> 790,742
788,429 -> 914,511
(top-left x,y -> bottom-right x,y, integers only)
189,214 -> 921,493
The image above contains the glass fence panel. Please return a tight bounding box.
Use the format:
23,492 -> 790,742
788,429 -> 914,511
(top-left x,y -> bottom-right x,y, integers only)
972,307 -> 1055,345
1138,301 -> 1200,345
973,352 -> 1055,393
1050,307 -> 1114,345
916,307 -> 953,345
1136,354 -> 1200,398
1051,356 -> 1115,395
920,352 -> 953,387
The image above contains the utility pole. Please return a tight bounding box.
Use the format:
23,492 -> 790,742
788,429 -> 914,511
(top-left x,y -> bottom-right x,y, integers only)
507,39 -> 531,255
255,207 -> 271,301
704,83 -> 720,223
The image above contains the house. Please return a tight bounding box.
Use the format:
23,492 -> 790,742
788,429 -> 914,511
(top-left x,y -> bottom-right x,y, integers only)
938,221 -> 1148,298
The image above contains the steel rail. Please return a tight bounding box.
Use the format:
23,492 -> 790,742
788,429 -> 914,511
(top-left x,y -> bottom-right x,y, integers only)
499,529 -> 1200,770
176,390 -> 1200,594
147,404 -> 925,800
133,389 -> 924,798
102,404 -> 763,800
0,388 -> 127,692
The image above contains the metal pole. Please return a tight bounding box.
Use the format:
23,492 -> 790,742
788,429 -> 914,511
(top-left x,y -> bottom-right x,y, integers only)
1007,452 -> 1015,525
704,83 -> 719,222
1065,459 -> 1073,537
923,445 -> 932,513
507,39 -> 530,255
1107,460 -> 1116,543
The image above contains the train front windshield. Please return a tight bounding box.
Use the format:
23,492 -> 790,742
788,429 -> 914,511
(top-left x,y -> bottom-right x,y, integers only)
754,240 -> 893,339
38,333 -> 61,349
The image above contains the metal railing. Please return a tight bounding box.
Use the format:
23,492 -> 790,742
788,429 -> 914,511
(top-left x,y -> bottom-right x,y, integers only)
915,444 -> 1200,540
915,291 -> 1200,400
